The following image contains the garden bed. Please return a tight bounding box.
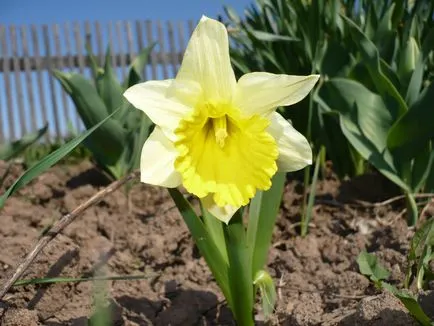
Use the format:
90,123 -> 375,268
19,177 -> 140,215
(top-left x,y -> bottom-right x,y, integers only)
0,160 -> 432,325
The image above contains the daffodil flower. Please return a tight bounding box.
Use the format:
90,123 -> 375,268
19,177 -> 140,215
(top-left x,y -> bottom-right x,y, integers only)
124,16 -> 319,223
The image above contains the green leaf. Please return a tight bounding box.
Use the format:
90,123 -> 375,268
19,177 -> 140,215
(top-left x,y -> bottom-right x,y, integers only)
406,218 -> 434,288
320,40 -> 353,77
317,78 -> 409,191
253,270 -> 277,319
247,29 -> 300,42
224,211 -> 254,326
0,124 -> 48,161
128,113 -> 153,171
13,274 -> 153,287
84,40 -> 102,82
382,283 -> 433,326
357,251 -> 391,281
97,46 -> 124,114
301,148 -> 322,236
341,15 -> 408,115
0,106 -> 123,209
374,3 -> 397,61
247,172 -> 285,276
168,188 -> 232,307
411,142 -> 434,193
124,43 -> 156,89
199,201 -> 228,264
405,52 -> 424,107
388,82 -> 434,158
398,37 -> 420,81
53,70 -> 126,165
224,5 -> 241,24
89,274 -> 111,326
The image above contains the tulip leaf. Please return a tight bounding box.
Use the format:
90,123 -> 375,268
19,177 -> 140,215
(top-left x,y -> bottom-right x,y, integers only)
317,78 -> 409,191
387,82 -> 434,159
97,46 -> 124,114
53,70 -> 126,165
341,14 -> 408,115
124,43 -> 156,89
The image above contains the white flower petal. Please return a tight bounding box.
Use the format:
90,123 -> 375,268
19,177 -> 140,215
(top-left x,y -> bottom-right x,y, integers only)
124,79 -> 192,136
140,127 -> 182,188
235,72 -> 320,116
175,16 -> 236,102
268,112 -> 312,172
202,195 -> 239,224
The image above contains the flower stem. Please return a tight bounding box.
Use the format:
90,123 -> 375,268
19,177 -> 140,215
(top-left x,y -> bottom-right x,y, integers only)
223,211 -> 254,326
405,192 -> 418,226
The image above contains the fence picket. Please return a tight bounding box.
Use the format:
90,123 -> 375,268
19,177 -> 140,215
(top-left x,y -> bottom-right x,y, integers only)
146,20 -> 157,79
1,26 -> 16,140
53,24 -> 70,135
63,22 -> 81,132
10,26 -> 27,136
20,25 -> 38,134
0,19 -> 187,143
31,25 -> 49,142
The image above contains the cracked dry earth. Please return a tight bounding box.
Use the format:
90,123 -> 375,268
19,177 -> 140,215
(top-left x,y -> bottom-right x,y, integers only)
0,160 -> 433,325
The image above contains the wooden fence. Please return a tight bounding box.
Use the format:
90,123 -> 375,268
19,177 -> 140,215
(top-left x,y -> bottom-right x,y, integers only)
0,19 -> 195,143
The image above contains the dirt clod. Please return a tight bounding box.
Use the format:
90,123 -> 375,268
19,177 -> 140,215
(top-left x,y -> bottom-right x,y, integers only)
0,160 -> 430,325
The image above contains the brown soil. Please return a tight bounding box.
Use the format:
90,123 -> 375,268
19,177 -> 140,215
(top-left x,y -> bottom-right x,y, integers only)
0,160 -> 432,325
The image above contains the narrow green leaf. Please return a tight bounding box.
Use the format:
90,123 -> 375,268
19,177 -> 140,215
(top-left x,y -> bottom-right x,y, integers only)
124,43 -> 156,88
301,148 -> 322,236
89,273 -> 111,326
411,142 -> 434,193
168,188 -> 232,307
247,172 -> 285,276
406,218 -> 434,288
247,29 -> 300,42
97,46 -> 124,114
224,5 -> 241,24
0,106 -> 123,209
382,283 -> 433,326
224,211 -> 254,326
0,124 -> 48,161
13,274 -> 153,287
128,114 -> 153,171
84,40 -> 102,82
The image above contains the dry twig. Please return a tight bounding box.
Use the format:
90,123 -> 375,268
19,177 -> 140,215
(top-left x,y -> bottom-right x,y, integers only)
316,193 -> 434,209
352,193 -> 434,207
0,170 -> 140,300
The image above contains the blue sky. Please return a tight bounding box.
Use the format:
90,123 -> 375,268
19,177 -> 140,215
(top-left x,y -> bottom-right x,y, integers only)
0,0 -> 253,141
1,0 -> 251,25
